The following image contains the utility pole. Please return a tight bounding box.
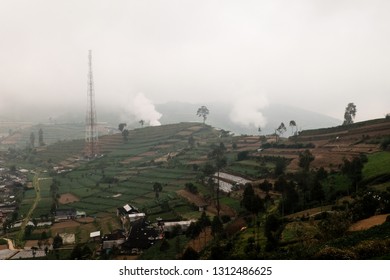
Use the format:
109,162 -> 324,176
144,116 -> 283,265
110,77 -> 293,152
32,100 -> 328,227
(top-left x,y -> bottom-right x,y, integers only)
84,50 -> 99,158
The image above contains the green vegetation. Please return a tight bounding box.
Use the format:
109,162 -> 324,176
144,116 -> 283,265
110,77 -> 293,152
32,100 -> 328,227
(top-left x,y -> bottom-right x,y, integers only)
363,151 -> 390,181
2,120 -> 390,260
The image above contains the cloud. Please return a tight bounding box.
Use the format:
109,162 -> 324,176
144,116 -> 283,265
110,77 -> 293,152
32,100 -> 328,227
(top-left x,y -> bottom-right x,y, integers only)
123,93 -> 162,126
229,93 -> 268,129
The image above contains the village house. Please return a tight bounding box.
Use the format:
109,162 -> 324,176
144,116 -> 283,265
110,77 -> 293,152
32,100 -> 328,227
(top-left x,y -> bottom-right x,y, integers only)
101,229 -> 126,250
59,233 -> 76,245
157,219 -> 196,234
116,203 -> 139,216
117,203 -> 145,225
121,218 -> 160,253
90,231 -> 101,242
54,208 -> 77,221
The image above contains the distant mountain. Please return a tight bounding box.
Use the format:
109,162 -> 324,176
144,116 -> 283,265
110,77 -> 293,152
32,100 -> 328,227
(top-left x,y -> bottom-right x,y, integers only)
0,101 -> 341,138
156,102 -> 341,136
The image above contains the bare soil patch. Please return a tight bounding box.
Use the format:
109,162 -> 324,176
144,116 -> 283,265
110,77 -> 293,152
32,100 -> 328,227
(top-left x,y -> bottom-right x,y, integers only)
176,131 -> 193,136
286,205 -> 333,219
186,227 -> 212,253
122,156 -> 143,163
187,125 -> 203,131
24,240 -> 39,248
154,144 -> 172,149
177,189 -> 236,217
225,217 -> 247,236
51,220 -> 80,231
77,217 -> 95,223
177,189 -> 207,207
58,193 -> 80,204
349,214 -> 389,231
139,151 -> 157,157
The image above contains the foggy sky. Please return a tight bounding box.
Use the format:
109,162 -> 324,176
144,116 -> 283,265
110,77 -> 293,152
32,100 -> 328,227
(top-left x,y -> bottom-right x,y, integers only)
1,0 -> 389,124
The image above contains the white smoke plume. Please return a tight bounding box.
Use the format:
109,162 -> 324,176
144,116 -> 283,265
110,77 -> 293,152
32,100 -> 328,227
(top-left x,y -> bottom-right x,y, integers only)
124,93 -> 162,126
229,93 -> 268,128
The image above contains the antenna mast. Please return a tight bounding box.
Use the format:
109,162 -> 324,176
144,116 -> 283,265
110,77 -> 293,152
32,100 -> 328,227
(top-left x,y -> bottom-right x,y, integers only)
84,50 -> 99,157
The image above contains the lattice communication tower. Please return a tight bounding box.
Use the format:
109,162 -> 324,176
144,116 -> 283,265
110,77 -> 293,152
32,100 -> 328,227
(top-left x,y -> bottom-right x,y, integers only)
84,50 -> 100,157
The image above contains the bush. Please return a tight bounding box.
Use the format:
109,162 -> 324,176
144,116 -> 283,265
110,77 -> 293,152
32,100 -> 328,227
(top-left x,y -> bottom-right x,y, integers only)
185,182 -> 198,194
353,240 -> 390,259
0,239 -> 7,245
220,215 -> 231,224
315,246 -> 357,260
237,151 -> 250,161
261,142 -> 315,149
380,137 -> 390,151
181,246 -> 199,260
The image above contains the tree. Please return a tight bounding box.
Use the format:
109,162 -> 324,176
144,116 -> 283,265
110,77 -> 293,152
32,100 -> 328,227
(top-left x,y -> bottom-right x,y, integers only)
298,149 -> 315,172
53,234 -> 63,249
343,102 -> 357,125
30,132 -> 35,148
139,120 -> 145,127
159,239 -> 170,252
274,157 -> 287,177
198,212 -> 211,245
242,183 -> 264,246
208,142 -> 227,217
188,135 -> 195,149
185,182 -> 198,194
118,123 -> 129,142
118,123 -> 127,132
264,214 -> 281,251
275,122 -> 287,142
153,182 -> 163,199
211,216 -> 223,237
277,122 -> 287,136
341,155 -> 367,193
318,211 -> 351,240
122,129 -> 129,142
38,128 -> 45,146
181,246 -> 199,260
380,137 -> 390,151
242,184 -> 264,216
289,120 -> 297,136
259,179 -> 272,193
196,106 -> 209,124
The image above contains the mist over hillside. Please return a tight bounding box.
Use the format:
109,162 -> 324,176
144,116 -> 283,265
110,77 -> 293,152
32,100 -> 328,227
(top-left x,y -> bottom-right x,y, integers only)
156,102 -> 341,136
0,101 -> 341,139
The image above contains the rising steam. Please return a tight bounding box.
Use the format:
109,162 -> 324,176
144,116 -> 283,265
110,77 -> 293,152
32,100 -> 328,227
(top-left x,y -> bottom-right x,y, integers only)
124,93 -> 162,126
229,93 -> 268,128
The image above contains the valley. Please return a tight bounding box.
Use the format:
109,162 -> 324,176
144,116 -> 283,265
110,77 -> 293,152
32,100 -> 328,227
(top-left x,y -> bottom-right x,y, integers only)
1,118 -> 390,260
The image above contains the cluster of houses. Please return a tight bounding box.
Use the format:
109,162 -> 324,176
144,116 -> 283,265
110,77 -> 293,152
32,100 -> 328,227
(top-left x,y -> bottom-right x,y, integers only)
90,203 -> 195,255
1,198 -> 198,258
0,167 -> 28,231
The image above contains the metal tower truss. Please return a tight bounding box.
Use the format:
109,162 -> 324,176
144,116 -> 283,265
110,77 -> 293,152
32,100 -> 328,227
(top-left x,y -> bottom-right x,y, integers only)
84,50 -> 100,158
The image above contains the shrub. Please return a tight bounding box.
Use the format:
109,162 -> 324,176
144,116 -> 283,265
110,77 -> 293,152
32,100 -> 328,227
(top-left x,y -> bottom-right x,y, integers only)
237,151 -> 250,161
353,240 -> 390,259
221,215 -> 231,224
380,137 -> 390,151
315,246 -> 357,260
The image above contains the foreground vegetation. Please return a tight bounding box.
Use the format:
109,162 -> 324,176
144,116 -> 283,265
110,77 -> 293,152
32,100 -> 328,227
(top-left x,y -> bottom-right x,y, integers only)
1,119 -> 390,259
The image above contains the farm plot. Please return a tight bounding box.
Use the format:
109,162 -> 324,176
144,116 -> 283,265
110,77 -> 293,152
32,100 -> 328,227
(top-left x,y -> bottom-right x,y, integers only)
363,151 -> 390,180
31,198 -> 53,218
59,193 -> 80,204
349,214 -> 390,231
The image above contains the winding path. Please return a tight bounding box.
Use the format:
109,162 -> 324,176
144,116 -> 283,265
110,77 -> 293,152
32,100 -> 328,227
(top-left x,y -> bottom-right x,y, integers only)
17,173 -> 42,243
